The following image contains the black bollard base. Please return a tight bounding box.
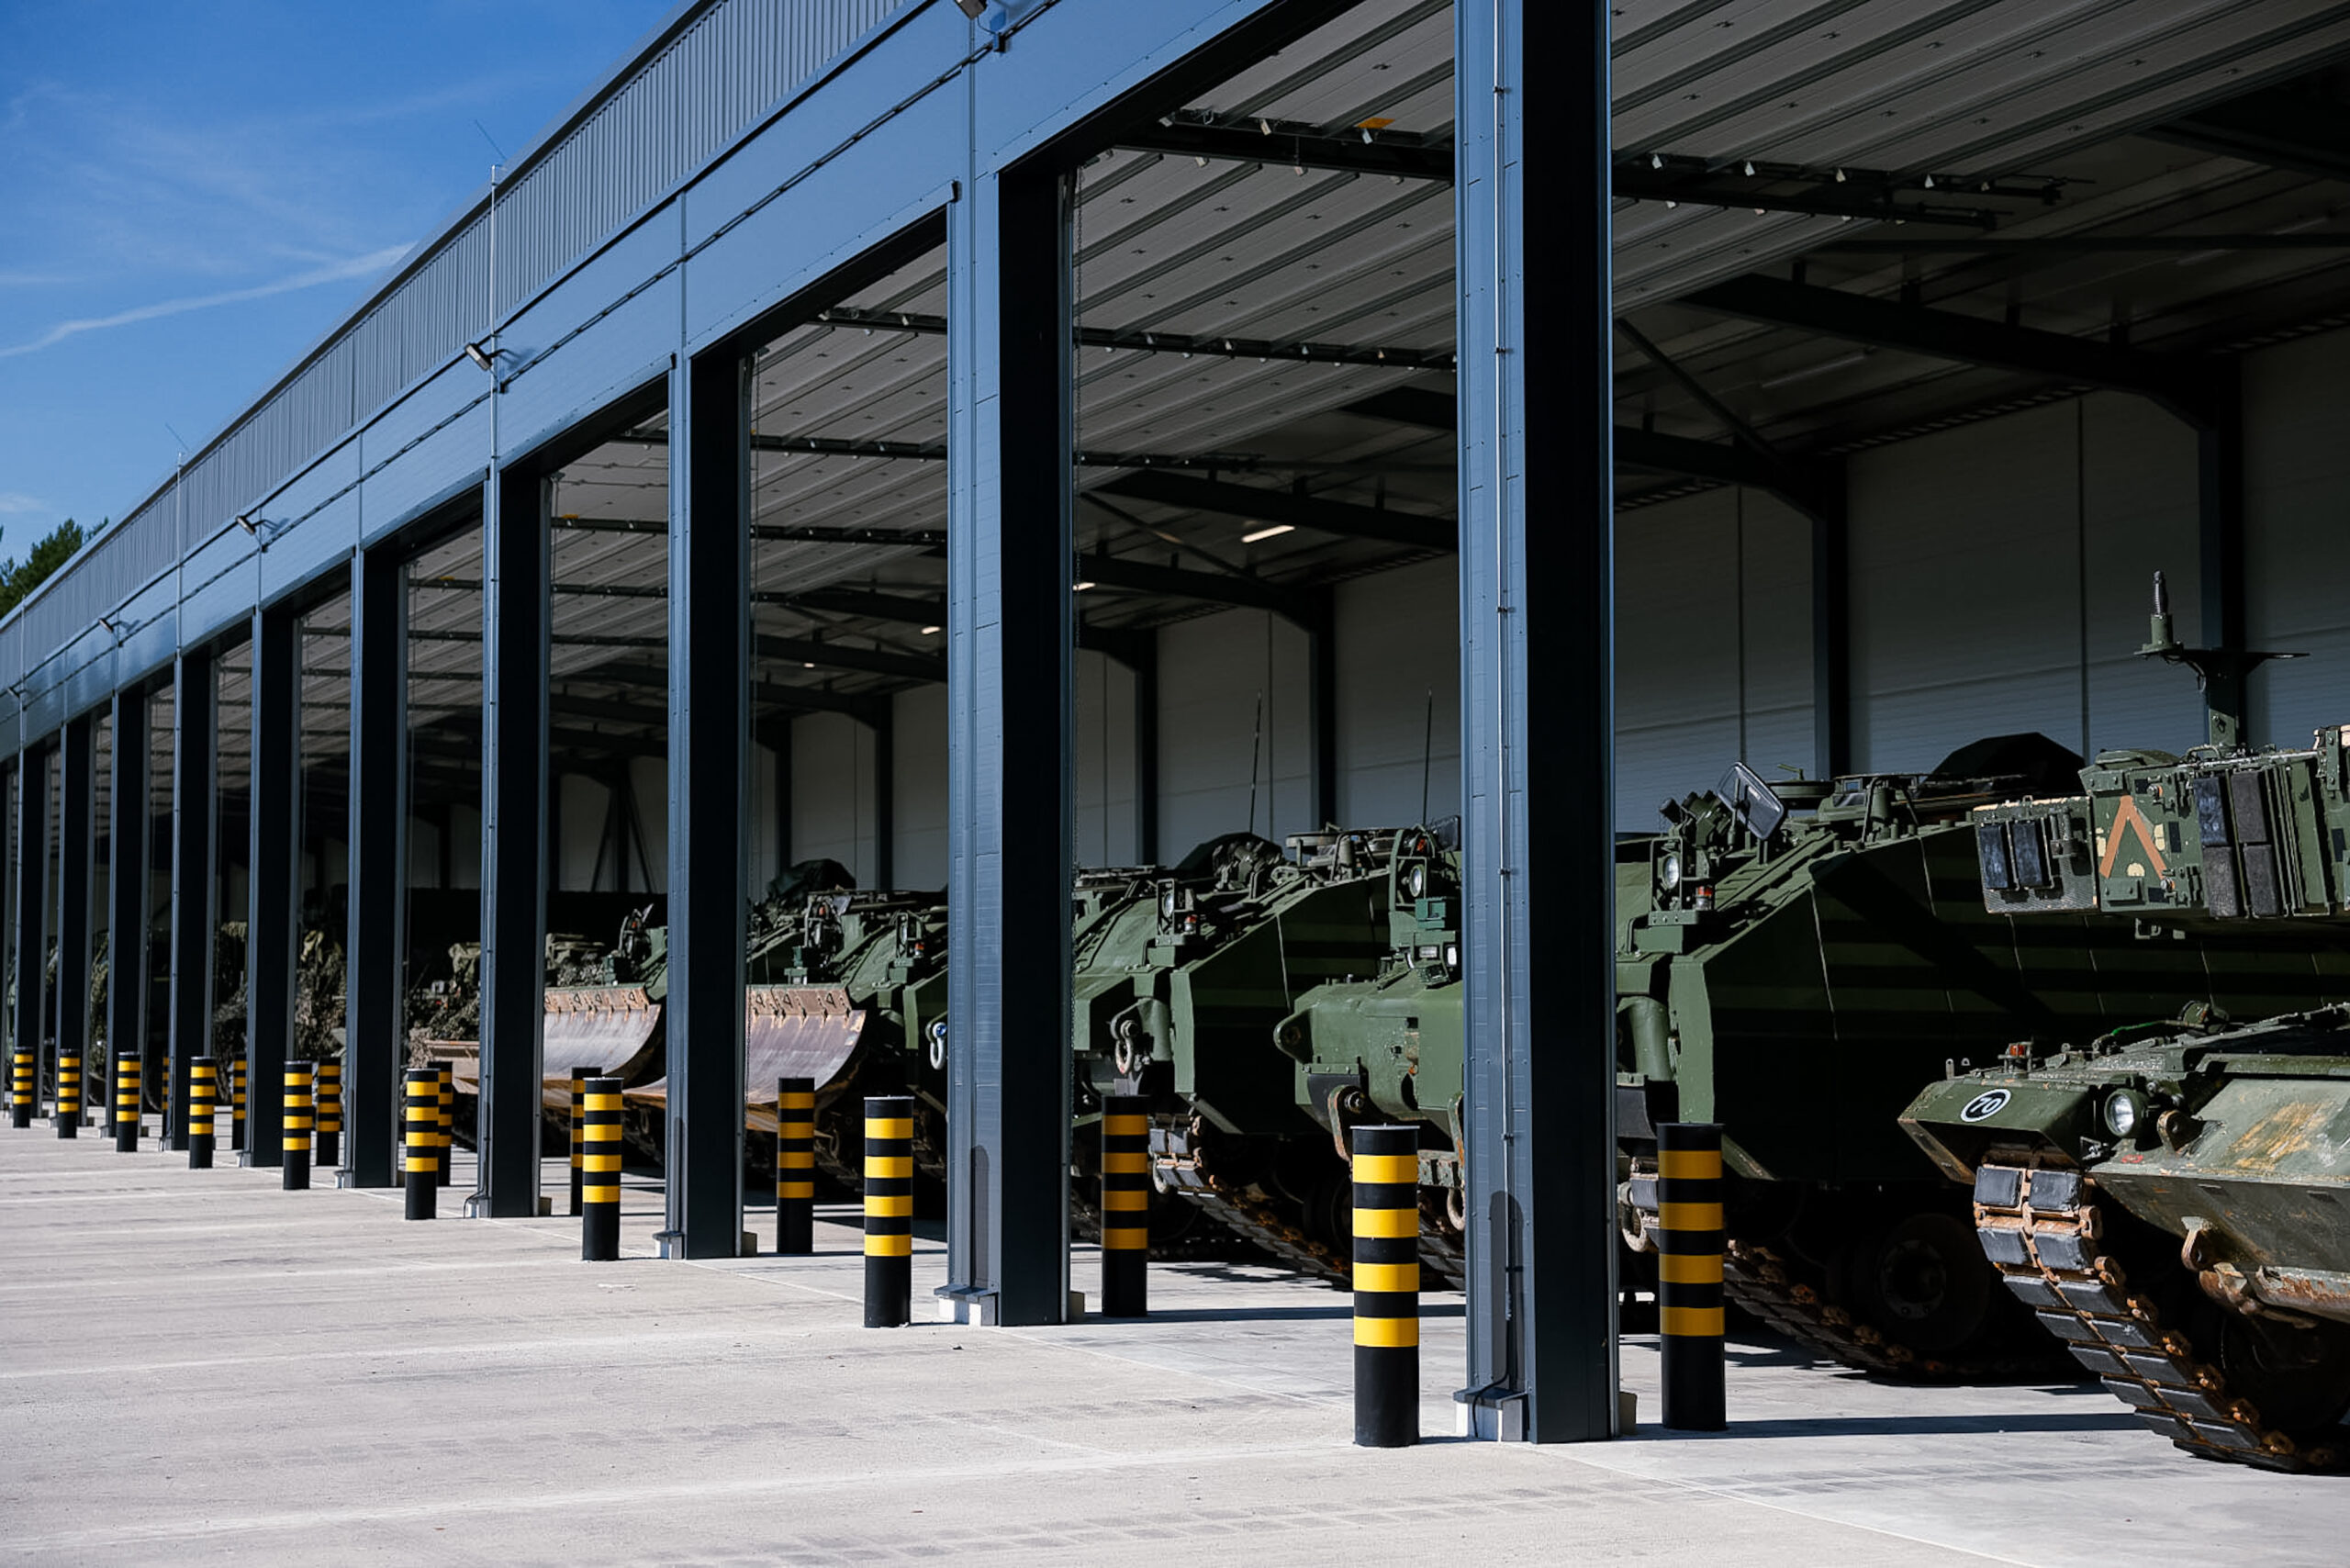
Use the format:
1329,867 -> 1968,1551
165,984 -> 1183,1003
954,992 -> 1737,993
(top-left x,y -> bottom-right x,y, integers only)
1102,1248 -> 1147,1319
56,1114 -> 77,1139
284,1154 -> 310,1192
405,1172 -> 437,1220
316,1132 -> 338,1169
1661,1337 -> 1727,1432
190,1134 -> 214,1170
1353,1343 -> 1419,1449
10,1105 -> 28,1130
584,1203 -> 620,1262
864,1253 -> 912,1328
777,1200 -> 813,1257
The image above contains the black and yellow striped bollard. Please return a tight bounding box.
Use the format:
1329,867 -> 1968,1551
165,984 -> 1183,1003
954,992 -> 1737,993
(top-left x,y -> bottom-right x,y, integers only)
283,1061 -> 315,1191
230,1058 -> 248,1152
314,1059 -> 341,1169
776,1076 -> 814,1255
568,1067 -> 591,1218
1657,1122 -> 1727,1431
1100,1095 -> 1150,1317
55,1047 -> 81,1139
403,1070 -> 440,1220
863,1094 -> 913,1327
187,1057 -> 219,1170
581,1076 -> 622,1260
1351,1124 -> 1419,1448
114,1049 -> 141,1152
435,1063 -> 454,1187
12,1047 -> 35,1129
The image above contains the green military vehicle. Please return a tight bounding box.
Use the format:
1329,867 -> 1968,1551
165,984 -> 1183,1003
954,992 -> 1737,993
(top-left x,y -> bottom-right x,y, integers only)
1070,828 -> 1398,1277
1903,587 -> 2350,1465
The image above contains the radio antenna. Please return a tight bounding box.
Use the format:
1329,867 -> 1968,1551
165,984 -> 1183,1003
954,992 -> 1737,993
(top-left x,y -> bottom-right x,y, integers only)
1419,686 -> 1435,827
1246,690 -> 1265,837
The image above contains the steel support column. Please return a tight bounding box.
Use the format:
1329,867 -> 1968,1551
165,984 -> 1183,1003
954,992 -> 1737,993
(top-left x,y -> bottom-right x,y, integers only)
345,543 -> 408,1186
2198,365 -> 2250,734
1455,0 -> 1618,1442
1812,504 -> 1852,779
12,745 -> 49,1095
477,462 -> 551,1216
1133,632 -> 1159,865
943,160 -> 1075,1327
57,716 -> 95,1083
245,610 -> 300,1168
664,348 -> 751,1260
1306,588 -> 1339,829
871,700 -> 895,890
106,688 -> 150,1088
166,652 -> 214,1149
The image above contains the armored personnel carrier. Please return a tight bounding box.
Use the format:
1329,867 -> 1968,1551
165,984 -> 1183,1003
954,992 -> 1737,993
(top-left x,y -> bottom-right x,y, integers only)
1071,828 -> 1399,1278
1903,588 -> 2350,1464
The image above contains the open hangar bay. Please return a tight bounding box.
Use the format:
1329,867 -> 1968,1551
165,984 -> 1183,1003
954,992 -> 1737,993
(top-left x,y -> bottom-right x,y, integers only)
6,0 -> 2350,1557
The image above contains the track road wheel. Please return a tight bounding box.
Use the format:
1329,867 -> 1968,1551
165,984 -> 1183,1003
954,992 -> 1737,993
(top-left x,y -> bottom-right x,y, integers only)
2211,1310 -> 2350,1439
1851,1211 -> 1995,1358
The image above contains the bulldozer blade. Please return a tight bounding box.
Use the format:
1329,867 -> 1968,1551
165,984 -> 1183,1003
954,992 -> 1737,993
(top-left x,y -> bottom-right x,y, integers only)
539,986 -> 663,1110
626,988 -> 866,1129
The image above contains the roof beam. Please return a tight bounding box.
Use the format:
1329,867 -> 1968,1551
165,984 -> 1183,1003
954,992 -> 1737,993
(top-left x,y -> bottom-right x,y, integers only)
1818,232 -> 2350,255
754,633 -> 941,685
1114,118 -> 1450,182
1678,274 -> 2224,428
1094,470 -> 1453,554
1075,552 -> 1306,622
2143,91 -> 2350,185
812,305 -> 1450,374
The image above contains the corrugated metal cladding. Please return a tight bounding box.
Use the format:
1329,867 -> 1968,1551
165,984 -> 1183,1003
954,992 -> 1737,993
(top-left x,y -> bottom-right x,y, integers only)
494,0 -> 903,318
4,0 -> 906,700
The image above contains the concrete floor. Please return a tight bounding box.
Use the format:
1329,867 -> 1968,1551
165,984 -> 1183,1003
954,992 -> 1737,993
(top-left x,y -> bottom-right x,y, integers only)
3,1128 -> 2345,1565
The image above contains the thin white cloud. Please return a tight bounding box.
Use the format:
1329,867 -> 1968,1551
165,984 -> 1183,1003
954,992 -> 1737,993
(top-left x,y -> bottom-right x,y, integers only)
0,493 -> 48,515
0,245 -> 409,359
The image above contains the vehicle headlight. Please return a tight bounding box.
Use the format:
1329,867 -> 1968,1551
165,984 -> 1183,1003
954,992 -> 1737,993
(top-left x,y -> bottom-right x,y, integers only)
1406,864 -> 1427,900
1660,852 -> 1683,891
2102,1088 -> 2146,1140
1159,886 -> 1179,919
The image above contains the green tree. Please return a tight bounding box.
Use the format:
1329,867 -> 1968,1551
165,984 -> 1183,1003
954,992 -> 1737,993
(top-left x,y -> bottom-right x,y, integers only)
0,517 -> 89,615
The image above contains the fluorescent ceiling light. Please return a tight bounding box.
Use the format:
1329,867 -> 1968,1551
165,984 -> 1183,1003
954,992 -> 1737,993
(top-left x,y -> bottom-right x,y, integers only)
1241,523 -> 1294,543
1073,581 -> 1097,591
920,624 -> 942,635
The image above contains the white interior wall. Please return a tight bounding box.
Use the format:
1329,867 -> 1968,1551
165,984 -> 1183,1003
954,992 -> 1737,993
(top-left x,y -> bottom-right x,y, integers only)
554,774 -> 611,891
1074,649 -> 1139,868
1332,557 -> 1461,828
1614,487 -> 1815,828
408,814 -> 441,888
1848,393 -> 2209,775
791,711 -> 877,885
1156,609 -> 1315,856
2245,325 -> 2350,746
894,687 -> 949,888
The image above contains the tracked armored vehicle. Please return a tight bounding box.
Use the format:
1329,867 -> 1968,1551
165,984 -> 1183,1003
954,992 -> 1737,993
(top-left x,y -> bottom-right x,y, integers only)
618,882 -> 949,1190
1072,828 -> 1399,1279
1903,589 -> 2350,1464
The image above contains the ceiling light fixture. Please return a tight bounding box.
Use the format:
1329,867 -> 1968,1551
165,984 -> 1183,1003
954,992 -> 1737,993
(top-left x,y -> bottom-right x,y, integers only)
1073,580 -> 1097,591
920,625 -> 942,635
1650,152 -> 1663,169
1241,523 -> 1294,543
1834,168 -> 1847,183
1742,160 -> 1755,175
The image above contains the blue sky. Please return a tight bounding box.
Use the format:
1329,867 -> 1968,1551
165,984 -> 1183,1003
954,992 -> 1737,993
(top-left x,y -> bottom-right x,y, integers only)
0,0 -> 665,554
